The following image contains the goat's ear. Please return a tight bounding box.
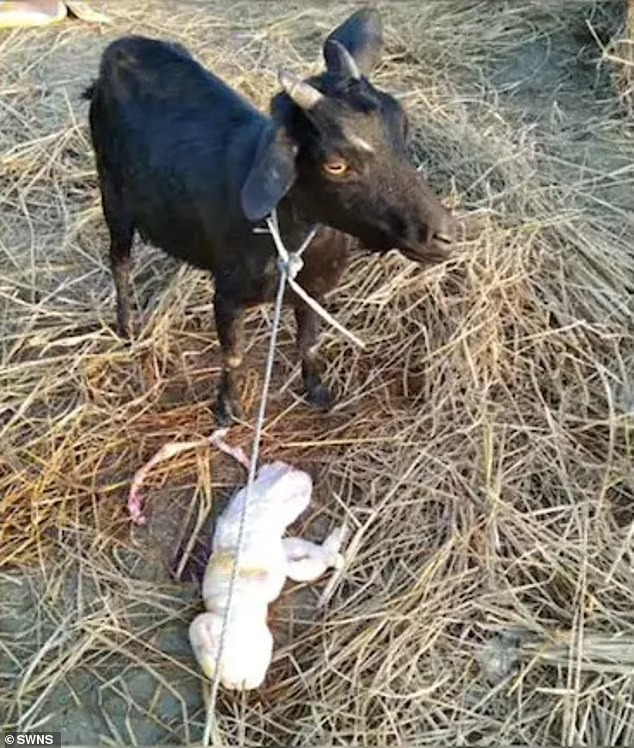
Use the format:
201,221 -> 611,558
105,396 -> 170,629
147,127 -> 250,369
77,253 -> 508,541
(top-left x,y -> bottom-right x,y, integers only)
241,125 -> 297,222
324,7 -> 383,76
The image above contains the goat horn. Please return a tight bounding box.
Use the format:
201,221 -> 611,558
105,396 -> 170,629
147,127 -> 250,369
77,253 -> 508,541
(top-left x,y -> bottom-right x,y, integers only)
324,39 -> 361,80
278,70 -> 324,111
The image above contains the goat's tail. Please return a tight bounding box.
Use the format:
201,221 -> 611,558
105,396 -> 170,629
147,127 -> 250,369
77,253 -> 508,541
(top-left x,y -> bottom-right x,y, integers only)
81,82 -> 96,101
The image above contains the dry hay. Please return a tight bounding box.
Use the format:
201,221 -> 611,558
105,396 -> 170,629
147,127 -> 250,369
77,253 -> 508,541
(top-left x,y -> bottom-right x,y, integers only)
604,0 -> 634,114
1,0 -> 634,745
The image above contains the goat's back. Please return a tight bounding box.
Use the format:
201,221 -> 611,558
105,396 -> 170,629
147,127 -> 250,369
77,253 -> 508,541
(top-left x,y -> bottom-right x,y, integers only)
88,36 -> 269,267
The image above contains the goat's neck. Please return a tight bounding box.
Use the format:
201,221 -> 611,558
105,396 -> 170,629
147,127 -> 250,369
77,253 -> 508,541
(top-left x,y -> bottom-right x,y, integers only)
276,195 -> 318,250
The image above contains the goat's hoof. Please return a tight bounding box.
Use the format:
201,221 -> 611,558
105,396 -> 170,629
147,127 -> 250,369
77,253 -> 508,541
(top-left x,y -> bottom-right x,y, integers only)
214,397 -> 244,426
307,383 -> 334,412
116,322 -> 132,342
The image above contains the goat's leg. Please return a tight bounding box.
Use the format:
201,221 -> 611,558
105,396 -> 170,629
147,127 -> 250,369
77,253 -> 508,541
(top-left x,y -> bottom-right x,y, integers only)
294,299 -> 333,411
101,178 -> 134,339
213,293 -> 245,425
282,528 -> 345,582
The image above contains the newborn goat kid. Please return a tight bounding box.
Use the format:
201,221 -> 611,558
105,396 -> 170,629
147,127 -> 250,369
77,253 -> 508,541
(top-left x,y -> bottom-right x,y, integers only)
189,460 -> 345,690
84,8 -> 455,423
126,426 -> 344,688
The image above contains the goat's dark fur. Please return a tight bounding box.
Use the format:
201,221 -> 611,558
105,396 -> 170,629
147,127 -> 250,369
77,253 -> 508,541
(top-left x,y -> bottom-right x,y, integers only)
84,8 -> 455,423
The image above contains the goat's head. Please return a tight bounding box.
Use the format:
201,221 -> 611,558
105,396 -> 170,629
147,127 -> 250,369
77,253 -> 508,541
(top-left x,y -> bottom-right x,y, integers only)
240,8 -> 455,264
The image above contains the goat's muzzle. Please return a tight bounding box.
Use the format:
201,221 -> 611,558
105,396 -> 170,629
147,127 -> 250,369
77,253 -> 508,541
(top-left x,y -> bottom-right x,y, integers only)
400,208 -> 456,264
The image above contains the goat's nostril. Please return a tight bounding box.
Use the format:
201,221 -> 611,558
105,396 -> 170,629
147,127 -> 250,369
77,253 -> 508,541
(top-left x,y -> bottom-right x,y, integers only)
434,232 -> 453,245
422,223 -> 454,248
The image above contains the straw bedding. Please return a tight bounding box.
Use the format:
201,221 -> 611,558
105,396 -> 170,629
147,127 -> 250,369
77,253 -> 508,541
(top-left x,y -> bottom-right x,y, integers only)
1,0 -> 633,744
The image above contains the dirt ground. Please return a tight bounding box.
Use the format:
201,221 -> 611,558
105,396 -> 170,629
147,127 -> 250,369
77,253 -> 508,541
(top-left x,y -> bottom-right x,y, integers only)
1,0 -> 633,745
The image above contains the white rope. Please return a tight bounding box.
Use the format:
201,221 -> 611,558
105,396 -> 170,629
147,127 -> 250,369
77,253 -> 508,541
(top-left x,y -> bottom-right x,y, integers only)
202,209 -> 361,745
265,214 -> 366,350
202,250 -> 287,746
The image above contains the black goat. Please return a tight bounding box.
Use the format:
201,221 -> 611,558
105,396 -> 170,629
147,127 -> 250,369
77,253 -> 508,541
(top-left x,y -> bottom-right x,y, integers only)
83,8 -> 455,424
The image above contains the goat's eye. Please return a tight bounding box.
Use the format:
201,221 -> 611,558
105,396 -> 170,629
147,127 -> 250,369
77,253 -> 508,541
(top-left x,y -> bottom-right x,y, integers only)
323,159 -> 349,177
